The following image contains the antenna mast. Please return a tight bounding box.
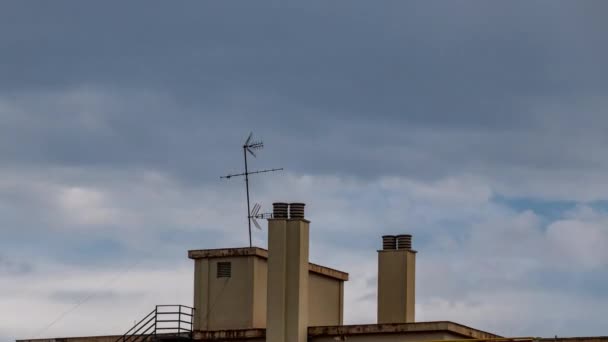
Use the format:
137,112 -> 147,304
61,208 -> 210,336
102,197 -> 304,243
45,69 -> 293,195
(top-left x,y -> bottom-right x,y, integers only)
221,133 -> 283,247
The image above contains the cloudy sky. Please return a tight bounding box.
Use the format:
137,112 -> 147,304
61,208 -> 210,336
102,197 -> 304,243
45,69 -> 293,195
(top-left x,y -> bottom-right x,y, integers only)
2,1 -> 608,340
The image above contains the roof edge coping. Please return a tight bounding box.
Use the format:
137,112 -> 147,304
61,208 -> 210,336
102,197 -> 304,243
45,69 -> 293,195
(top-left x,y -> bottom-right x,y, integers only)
188,247 -> 349,281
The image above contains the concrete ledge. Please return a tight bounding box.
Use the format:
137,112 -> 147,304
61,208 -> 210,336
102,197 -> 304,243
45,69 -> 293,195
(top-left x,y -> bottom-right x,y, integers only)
17,335 -> 128,342
307,321 -> 501,339
191,321 -> 501,341
188,247 -> 349,281
193,328 -> 265,340
20,326 -> 608,342
540,338 -> 608,342
188,247 -> 268,259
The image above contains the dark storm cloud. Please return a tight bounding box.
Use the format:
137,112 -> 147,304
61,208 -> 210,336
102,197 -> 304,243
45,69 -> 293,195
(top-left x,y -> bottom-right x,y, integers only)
2,1 -> 608,185
3,2 -> 607,102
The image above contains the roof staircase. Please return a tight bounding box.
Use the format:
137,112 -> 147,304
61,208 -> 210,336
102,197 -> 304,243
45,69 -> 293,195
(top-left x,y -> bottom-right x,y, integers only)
115,305 -> 194,342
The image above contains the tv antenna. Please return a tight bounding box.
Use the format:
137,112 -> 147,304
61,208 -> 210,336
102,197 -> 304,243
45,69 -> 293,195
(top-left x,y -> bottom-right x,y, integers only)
221,132 -> 283,247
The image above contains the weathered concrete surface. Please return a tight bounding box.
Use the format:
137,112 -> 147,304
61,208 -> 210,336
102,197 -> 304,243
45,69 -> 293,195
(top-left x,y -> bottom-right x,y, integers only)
307,321 -> 501,339
192,329 -> 264,341
19,328 -> 608,342
189,320 -> 502,341
18,335 -> 128,342
17,333 -> 190,342
540,338 -> 608,342
188,247 -> 348,281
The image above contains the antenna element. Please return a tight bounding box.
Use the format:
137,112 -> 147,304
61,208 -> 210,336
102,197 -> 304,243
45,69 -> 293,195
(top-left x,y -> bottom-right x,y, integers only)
221,133 -> 283,247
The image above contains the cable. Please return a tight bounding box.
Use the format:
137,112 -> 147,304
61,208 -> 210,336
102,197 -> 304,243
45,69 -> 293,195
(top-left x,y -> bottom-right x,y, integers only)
31,259 -> 142,338
200,277 -> 230,324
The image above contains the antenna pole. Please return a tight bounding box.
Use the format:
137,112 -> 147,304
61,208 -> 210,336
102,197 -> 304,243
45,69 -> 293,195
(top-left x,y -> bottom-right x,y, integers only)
221,133 -> 282,247
243,145 -> 252,247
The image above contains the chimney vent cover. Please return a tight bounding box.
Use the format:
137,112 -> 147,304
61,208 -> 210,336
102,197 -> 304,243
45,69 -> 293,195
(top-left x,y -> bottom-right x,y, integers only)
272,202 -> 288,219
382,235 -> 397,250
289,203 -> 305,219
396,234 -> 412,250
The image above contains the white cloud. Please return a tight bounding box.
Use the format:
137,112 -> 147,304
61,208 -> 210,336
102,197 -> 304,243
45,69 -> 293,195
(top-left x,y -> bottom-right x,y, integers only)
2,168 -> 608,338
56,187 -> 120,226
418,289 -> 608,337
0,261 -> 192,340
546,207 -> 608,270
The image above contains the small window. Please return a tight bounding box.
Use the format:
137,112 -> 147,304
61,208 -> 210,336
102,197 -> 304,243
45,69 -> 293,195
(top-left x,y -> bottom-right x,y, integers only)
217,262 -> 231,278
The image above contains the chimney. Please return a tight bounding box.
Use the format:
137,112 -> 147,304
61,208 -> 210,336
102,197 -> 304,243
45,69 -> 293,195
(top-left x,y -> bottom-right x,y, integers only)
266,203 -> 309,342
377,233 -> 416,324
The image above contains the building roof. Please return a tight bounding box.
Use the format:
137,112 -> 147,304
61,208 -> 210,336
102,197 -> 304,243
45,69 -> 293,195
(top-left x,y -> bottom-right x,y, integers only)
18,331 -> 608,342
188,247 -> 349,281
192,321 -> 502,340
308,321 -> 501,339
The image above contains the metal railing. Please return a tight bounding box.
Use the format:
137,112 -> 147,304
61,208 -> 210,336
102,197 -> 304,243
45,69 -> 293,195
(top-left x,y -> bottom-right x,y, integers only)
115,305 -> 194,342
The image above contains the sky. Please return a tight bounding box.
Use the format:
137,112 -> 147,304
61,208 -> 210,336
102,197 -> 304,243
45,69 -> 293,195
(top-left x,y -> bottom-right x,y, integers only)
1,1 -> 608,340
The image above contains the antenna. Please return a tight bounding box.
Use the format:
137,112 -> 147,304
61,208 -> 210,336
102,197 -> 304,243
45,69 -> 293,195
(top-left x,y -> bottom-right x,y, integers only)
221,132 -> 283,247
250,202 -> 273,231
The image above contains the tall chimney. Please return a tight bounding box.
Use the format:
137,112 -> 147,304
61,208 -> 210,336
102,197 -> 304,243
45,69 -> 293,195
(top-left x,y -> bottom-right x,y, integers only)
377,233 -> 416,324
267,203 -> 309,342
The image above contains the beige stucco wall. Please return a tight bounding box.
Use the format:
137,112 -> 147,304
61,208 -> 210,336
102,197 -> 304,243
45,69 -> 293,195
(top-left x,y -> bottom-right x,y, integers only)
309,272 -> 343,326
378,249 -> 416,323
251,255 -> 268,328
193,256 -> 255,330
266,218 -> 311,342
192,251 -> 345,331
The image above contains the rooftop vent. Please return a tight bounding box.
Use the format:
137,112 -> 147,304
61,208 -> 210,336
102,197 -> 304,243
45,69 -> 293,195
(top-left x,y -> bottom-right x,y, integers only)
272,202 -> 288,219
217,261 -> 232,278
289,203 -> 305,219
382,235 -> 396,250
396,234 -> 412,250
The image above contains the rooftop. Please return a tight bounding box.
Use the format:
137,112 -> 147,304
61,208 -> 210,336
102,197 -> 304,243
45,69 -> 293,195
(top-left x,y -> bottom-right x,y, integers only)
187,247 -> 349,281
192,321 -> 502,340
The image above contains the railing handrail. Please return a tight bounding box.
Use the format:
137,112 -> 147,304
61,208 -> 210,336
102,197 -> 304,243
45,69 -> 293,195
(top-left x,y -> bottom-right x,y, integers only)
154,312 -> 193,317
115,305 -> 195,342
121,309 -> 156,337
156,304 -> 194,309
122,315 -> 155,342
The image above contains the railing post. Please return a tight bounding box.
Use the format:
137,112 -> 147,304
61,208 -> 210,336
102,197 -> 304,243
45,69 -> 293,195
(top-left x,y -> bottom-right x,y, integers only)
191,307 -> 194,334
115,305 -> 195,342
178,305 -> 181,334
154,305 -> 158,338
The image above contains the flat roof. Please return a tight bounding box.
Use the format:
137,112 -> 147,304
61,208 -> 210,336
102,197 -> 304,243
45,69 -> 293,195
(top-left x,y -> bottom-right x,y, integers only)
188,247 -> 349,281
192,321 -> 502,340
19,332 -> 608,342
308,321 -> 501,339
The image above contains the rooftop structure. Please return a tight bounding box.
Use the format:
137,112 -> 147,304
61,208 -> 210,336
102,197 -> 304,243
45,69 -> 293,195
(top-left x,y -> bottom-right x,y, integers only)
17,202 -> 608,342
187,246 -> 347,330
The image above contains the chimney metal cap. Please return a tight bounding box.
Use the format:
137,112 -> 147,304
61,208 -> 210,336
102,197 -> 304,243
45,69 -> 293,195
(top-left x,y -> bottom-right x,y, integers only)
382,235 -> 397,250
289,202 -> 306,219
272,202 -> 289,219
396,234 -> 412,250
